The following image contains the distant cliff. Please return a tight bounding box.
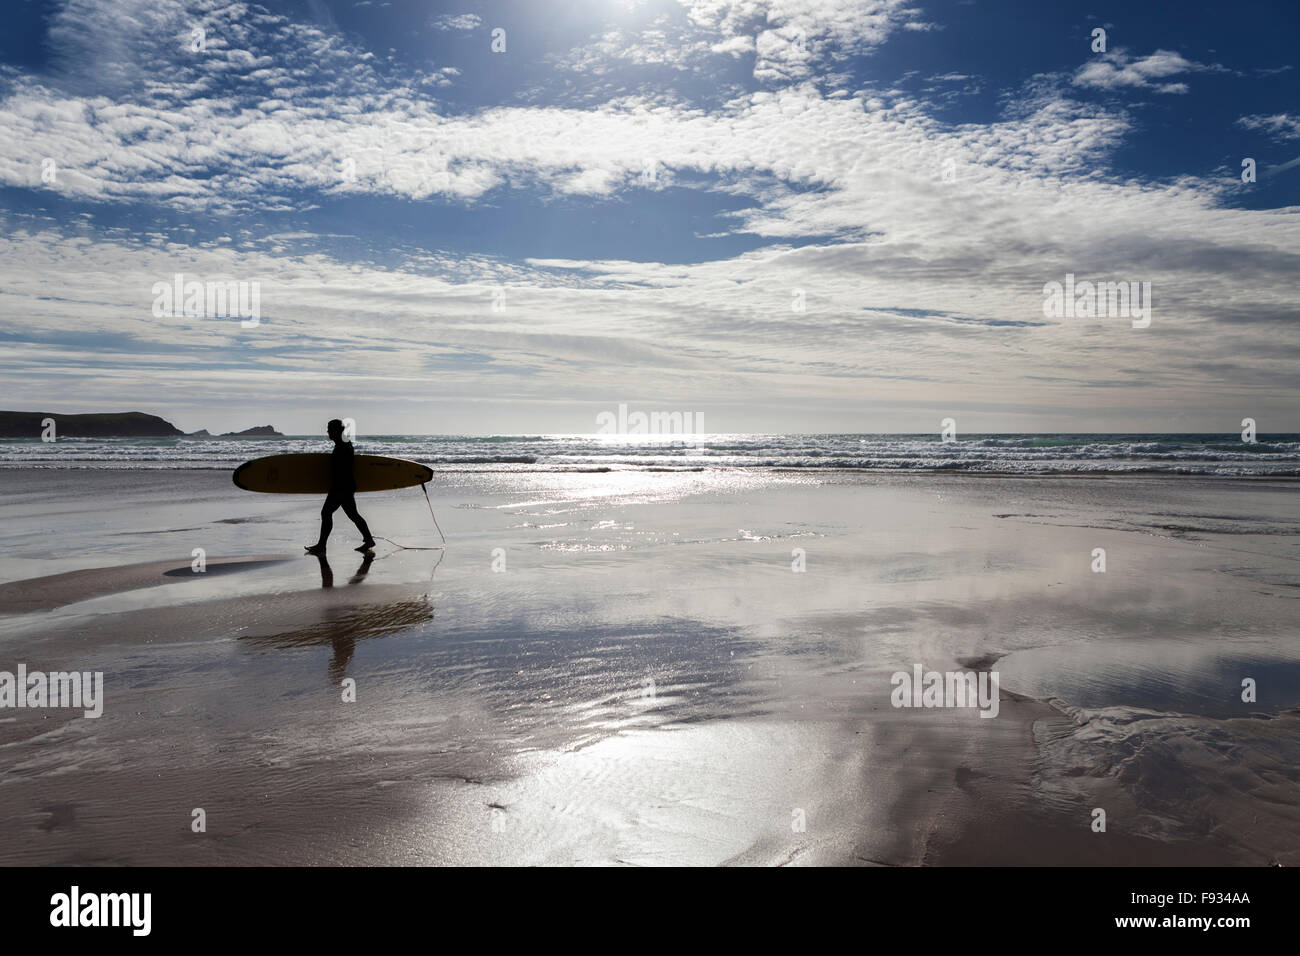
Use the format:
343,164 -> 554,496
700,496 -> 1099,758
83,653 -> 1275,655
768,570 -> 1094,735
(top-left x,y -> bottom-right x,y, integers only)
220,425 -> 282,437
0,411 -> 284,438
0,411 -> 184,438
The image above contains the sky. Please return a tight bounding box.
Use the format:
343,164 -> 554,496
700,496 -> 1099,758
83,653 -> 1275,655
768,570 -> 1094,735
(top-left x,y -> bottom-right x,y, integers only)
0,0 -> 1296,435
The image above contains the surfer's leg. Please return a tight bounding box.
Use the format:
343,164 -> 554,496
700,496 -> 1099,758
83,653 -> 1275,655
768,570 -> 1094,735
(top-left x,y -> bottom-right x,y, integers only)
309,495 -> 342,552
341,496 -> 375,550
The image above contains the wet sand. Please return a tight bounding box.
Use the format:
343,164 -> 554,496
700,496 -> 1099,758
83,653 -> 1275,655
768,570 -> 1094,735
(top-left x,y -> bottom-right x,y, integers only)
0,467 -> 1296,865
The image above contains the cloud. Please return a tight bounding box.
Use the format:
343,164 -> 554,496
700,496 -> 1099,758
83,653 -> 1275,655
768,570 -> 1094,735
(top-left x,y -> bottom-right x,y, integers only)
554,1 -> 930,84
553,23 -> 715,74
429,13 -> 482,32
1237,113 -> 1300,141
1072,49 -> 1199,94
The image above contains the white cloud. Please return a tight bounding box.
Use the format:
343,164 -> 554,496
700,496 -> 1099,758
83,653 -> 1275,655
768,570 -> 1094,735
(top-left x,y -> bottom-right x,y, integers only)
429,14 -> 482,32
1073,49 -> 1199,94
1237,113 -> 1300,140
555,1 -> 928,83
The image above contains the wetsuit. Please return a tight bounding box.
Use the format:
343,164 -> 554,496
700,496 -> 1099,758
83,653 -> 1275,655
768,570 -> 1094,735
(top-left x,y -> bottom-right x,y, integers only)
319,441 -> 372,544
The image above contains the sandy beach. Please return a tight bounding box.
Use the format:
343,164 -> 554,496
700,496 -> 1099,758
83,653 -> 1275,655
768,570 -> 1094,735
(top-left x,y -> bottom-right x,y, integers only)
0,466 -> 1295,866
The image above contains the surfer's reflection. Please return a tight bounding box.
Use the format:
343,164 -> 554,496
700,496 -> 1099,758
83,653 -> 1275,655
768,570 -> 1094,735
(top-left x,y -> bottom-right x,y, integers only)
328,632 -> 356,687
311,552 -> 373,681
241,554 -> 435,685
312,551 -> 374,589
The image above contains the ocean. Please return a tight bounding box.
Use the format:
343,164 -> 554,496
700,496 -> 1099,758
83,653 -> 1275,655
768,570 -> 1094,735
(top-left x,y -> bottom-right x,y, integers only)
3,433 -> 1299,476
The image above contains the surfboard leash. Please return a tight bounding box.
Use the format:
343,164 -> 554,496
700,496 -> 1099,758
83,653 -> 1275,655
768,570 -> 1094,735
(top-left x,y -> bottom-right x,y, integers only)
373,482 -> 445,551
421,481 -> 446,545
375,537 -> 443,551
374,481 -> 444,548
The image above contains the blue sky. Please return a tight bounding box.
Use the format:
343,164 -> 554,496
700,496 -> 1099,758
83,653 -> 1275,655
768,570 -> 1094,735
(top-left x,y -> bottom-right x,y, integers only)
0,0 -> 1297,434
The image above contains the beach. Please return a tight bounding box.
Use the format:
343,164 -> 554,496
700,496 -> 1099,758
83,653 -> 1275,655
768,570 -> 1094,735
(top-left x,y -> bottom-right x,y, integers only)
0,463 -> 1297,865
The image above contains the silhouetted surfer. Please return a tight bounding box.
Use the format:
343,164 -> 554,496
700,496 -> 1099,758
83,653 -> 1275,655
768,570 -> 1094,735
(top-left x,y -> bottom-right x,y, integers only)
305,419 -> 376,555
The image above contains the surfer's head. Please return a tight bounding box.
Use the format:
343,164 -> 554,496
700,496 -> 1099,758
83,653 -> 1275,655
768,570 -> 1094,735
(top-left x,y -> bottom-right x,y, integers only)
327,419 -> 345,441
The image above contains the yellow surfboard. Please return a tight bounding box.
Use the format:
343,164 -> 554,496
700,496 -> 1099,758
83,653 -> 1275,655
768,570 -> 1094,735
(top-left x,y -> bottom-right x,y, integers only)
232,453 -> 434,494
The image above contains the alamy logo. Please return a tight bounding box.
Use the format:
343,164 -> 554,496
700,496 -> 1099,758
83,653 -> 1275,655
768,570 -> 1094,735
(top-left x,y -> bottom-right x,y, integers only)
151,273 -> 261,328
1042,273 -> 1151,328
596,403 -> 703,436
0,664 -> 103,718
50,886 -> 150,936
890,665 -> 1000,718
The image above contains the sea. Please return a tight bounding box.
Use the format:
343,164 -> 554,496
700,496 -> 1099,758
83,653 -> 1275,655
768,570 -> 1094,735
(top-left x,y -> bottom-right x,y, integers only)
2,433 -> 1299,477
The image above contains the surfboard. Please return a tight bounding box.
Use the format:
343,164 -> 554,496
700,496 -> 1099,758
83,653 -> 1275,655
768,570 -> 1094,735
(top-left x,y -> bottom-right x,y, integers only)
232,453 -> 434,494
